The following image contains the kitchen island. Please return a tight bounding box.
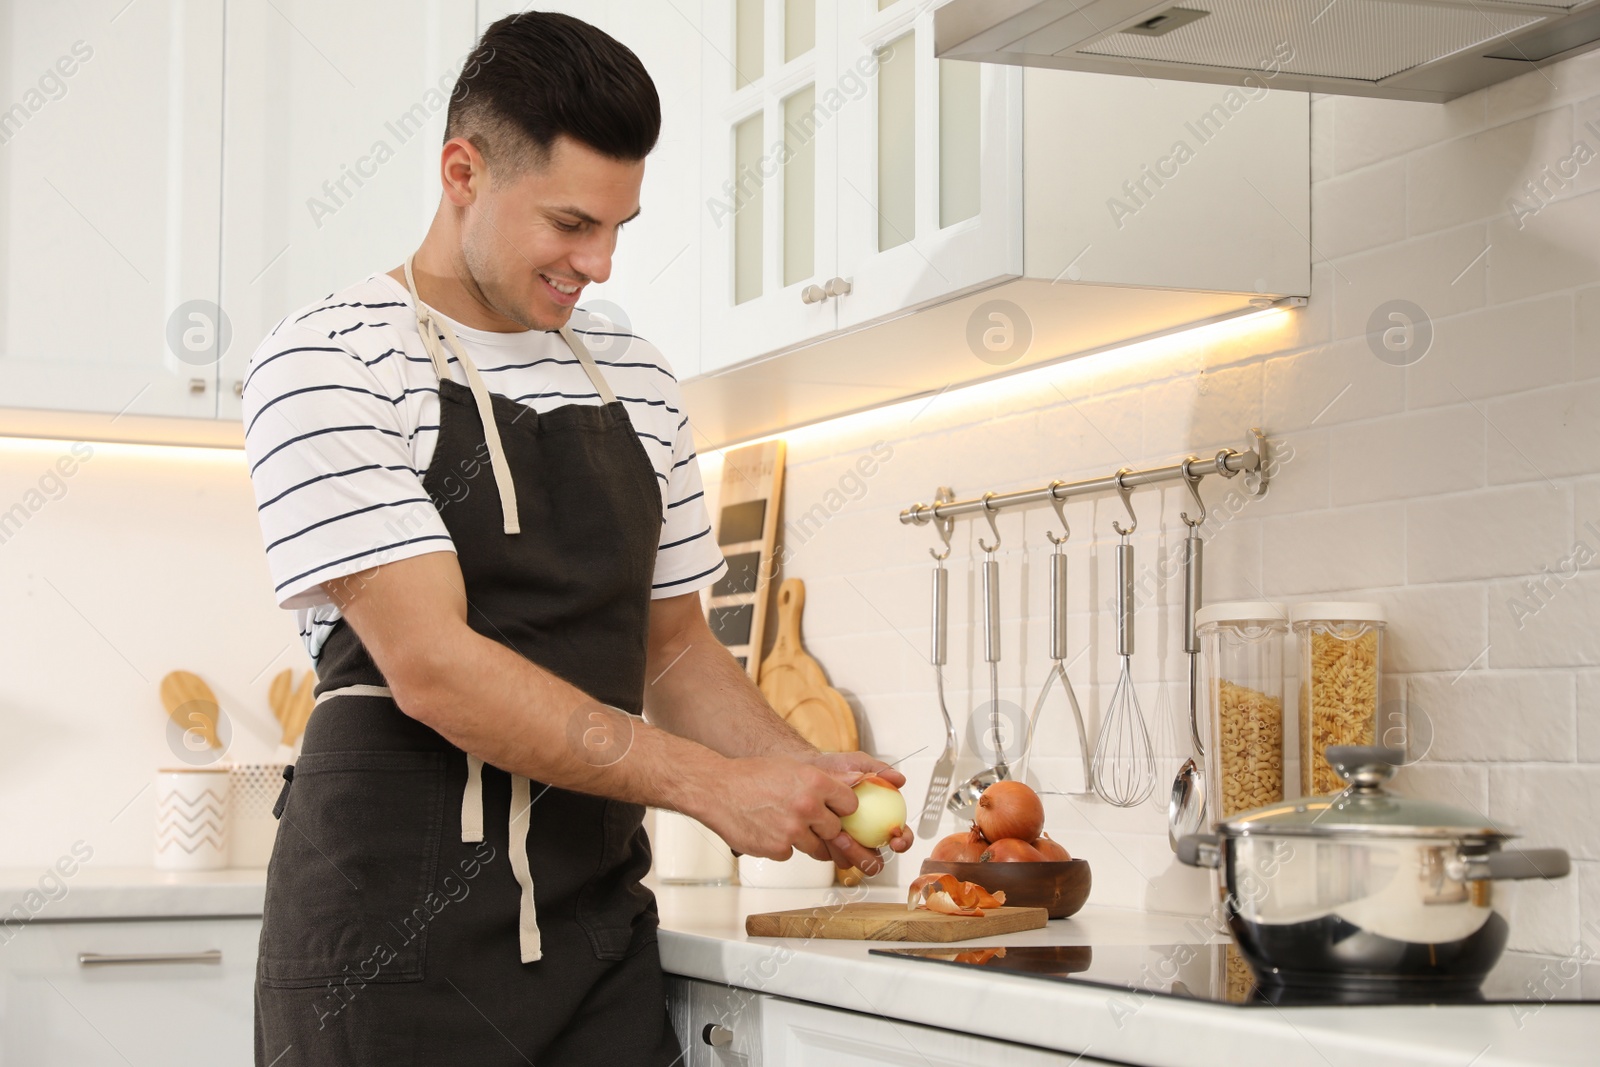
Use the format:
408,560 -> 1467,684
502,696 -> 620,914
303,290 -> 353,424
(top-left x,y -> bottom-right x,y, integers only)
1,869 -> 1593,1065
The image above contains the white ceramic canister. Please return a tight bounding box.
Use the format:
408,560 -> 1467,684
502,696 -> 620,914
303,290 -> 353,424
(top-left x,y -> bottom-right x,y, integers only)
153,768 -> 230,871
651,809 -> 735,885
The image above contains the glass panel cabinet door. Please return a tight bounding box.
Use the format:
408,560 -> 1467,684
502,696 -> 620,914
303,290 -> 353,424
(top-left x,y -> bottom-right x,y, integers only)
699,0 -> 839,376
0,1 -> 224,419
217,0 -> 477,420
833,0 -> 1021,331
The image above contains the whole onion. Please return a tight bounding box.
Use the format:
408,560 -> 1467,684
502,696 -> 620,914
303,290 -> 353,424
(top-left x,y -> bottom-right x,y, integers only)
974,781 -> 1045,843
929,827 -> 987,863
979,837 -> 1045,862
1033,833 -> 1071,861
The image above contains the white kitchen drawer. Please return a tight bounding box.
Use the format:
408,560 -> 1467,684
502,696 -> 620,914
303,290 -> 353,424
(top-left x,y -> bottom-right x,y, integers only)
762,995 -> 1121,1067
667,973 -> 765,1066
0,917 -> 259,1067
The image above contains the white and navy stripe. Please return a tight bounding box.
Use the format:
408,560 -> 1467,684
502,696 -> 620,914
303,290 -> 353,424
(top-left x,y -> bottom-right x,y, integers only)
241,273 -> 725,659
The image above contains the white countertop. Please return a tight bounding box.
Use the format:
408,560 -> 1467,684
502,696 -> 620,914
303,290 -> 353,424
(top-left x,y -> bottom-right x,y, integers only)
652,882 -> 1600,1067
11,869 -> 1596,1064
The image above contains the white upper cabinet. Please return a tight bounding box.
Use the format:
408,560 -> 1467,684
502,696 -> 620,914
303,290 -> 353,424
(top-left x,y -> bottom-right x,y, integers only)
1,0 -> 223,420
218,0 -> 478,420
700,0 -> 842,370
831,0 -> 1021,330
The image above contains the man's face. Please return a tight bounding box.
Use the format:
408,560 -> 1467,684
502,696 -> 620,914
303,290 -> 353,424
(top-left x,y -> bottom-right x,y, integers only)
459,135 -> 644,331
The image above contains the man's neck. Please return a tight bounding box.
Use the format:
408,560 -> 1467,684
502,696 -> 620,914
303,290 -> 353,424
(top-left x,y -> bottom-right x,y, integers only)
387,233 -> 528,333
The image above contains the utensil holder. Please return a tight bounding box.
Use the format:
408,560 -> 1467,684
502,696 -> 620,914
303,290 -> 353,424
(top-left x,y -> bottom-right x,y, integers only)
153,768 -> 229,870
226,761 -> 287,868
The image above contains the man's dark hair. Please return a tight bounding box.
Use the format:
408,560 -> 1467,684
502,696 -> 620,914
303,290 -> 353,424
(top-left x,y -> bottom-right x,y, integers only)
445,12 -> 661,174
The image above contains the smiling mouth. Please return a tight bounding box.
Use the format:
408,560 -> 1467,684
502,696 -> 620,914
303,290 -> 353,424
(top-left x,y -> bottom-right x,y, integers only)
540,272 -> 582,296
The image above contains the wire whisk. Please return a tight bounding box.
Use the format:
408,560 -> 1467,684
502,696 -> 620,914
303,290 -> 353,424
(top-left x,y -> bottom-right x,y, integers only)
1091,477 -> 1156,807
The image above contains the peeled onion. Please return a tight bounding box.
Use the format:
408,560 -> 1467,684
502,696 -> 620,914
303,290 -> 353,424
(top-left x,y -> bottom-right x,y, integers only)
974,781 -> 1045,843
979,837 -> 1045,862
1033,833 -> 1071,862
929,827 -> 987,863
839,774 -> 906,849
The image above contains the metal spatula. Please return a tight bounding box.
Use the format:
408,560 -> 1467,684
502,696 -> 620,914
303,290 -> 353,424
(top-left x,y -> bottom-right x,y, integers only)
917,555 -> 958,836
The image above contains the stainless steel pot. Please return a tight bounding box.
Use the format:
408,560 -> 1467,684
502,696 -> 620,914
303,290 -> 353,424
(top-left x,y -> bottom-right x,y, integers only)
1177,745 -> 1570,991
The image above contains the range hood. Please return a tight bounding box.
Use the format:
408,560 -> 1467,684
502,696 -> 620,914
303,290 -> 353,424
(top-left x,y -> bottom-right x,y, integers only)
935,0 -> 1600,101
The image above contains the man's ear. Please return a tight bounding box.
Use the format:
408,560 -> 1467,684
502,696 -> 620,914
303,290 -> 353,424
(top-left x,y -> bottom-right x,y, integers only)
440,136 -> 486,208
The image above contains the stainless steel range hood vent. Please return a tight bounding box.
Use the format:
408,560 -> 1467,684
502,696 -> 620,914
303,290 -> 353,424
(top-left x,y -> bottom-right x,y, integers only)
935,0 -> 1600,101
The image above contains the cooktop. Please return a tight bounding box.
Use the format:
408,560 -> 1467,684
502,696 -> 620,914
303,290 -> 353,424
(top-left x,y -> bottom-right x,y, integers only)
870,942 -> 1600,1008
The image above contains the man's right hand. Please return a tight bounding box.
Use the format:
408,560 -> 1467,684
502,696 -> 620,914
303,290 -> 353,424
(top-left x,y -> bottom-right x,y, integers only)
696,756 -> 862,865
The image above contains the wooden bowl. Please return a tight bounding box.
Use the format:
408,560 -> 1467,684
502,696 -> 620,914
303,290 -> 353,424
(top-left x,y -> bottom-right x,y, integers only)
920,859 -> 1091,919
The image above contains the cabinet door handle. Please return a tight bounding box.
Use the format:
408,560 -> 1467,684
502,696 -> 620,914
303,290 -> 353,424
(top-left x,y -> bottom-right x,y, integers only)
825,276 -> 853,298
78,950 -> 223,966
700,1023 -> 734,1047
189,378 -> 208,395
801,284 -> 829,305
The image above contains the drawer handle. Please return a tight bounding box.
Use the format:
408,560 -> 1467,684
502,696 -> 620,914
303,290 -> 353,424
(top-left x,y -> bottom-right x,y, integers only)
701,1023 -> 734,1047
78,950 -> 222,967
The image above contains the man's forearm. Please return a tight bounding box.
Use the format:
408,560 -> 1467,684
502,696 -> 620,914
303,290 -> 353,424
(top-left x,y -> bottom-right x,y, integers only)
391,621 -> 731,820
643,623 -> 817,760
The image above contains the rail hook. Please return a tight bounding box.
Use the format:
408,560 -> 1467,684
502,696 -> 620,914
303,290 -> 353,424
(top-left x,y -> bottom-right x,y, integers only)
925,487 -> 955,561
1179,458 -> 1208,529
1045,480 -> 1071,549
1111,469 -> 1138,538
978,492 -> 1003,555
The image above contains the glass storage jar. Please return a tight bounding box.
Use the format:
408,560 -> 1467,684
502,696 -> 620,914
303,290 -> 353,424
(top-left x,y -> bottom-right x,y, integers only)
1196,601 -> 1288,824
1291,602 -> 1386,796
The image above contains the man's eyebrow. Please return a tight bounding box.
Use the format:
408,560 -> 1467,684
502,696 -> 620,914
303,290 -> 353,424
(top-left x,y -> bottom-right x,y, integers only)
550,205 -> 642,226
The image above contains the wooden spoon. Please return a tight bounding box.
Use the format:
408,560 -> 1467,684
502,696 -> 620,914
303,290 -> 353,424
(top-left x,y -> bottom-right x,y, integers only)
159,671 -> 222,750
267,668 -> 294,742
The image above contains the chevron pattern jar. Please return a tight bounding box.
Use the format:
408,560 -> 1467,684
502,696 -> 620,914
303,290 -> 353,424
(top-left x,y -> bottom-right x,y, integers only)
153,768 -> 229,870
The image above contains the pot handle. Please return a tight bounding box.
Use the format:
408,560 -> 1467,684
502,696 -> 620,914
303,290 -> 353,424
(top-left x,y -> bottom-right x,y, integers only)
1465,848 -> 1571,881
1176,833 -> 1221,869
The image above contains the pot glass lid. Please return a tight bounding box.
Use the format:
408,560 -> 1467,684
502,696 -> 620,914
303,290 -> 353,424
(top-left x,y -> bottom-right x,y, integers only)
1222,746 -> 1507,839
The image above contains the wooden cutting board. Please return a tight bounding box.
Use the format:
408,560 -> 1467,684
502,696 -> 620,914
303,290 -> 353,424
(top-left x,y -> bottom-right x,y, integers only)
745,902 -> 1047,942
705,441 -> 786,679
757,579 -> 857,753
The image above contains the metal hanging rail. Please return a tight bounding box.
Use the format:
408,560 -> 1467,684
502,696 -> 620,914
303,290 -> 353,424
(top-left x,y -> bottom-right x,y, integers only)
898,429 -> 1270,530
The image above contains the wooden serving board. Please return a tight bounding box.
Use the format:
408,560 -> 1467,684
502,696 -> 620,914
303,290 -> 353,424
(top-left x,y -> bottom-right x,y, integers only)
745,902 -> 1047,942
757,578 -> 858,752
706,441 -> 786,679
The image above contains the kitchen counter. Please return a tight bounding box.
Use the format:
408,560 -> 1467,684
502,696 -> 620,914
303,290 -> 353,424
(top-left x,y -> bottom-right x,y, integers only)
9,869 -> 1594,1064
653,882 -> 1600,1067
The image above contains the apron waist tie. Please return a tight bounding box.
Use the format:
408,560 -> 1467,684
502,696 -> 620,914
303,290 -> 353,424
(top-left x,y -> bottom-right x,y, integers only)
313,685 -> 542,963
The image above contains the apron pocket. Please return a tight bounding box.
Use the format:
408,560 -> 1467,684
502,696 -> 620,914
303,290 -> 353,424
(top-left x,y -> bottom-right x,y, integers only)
258,749 -> 446,989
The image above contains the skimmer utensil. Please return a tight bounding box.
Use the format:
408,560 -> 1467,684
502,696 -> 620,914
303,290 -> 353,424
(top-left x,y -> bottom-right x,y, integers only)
916,490 -> 959,837
1091,475 -> 1156,808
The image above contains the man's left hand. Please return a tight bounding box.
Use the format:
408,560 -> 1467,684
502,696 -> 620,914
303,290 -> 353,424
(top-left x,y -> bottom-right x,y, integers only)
802,751 -> 915,875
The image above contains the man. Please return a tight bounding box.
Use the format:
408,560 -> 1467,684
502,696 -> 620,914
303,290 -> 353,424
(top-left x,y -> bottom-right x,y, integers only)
242,12 -> 912,1066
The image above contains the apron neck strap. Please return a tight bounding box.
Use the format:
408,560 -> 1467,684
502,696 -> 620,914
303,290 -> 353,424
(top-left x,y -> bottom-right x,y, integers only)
557,326 -> 618,405
402,255 -> 521,535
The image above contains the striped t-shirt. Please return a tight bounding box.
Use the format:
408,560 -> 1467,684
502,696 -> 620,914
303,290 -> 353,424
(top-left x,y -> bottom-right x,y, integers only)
241,272 -> 726,660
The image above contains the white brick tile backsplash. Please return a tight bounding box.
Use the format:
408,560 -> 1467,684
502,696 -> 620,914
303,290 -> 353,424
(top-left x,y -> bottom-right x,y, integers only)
1490,765 -> 1600,861
1576,285 -> 1600,381
1485,381 -> 1600,484
1407,483 -> 1571,583
1312,158 -> 1406,260
1331,91 -> 1487,174
1579,673 -> 1600,762
1393,760 -> 1489,812
1404,295 -> 1574,409
1407,108 -> 1575,235
1263,338 -> 1406,432
1327,226 -> 1489,343
1486,47 -> 1600,126
1487,188 -> 1600,303
1139,364 -> 1264,459
1262,503 -> 1406,595
1372,584 -> 1488,674
1407,670 -> 1574,761
1488,572 -> 1600,668
1329,406 -> 1484,506
1506,874 -> 1581,956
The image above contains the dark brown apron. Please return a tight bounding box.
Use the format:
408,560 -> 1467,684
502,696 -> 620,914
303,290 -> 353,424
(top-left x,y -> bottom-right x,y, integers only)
254,259 -> 680,1066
